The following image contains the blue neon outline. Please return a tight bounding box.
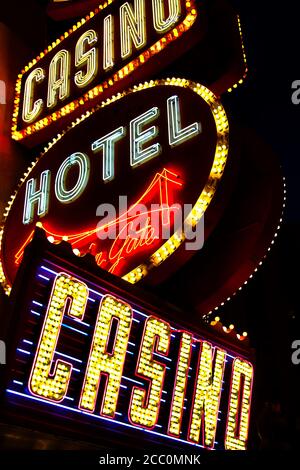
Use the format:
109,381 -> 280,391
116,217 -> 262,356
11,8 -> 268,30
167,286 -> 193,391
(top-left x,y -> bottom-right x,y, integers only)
6,389 -> 204,449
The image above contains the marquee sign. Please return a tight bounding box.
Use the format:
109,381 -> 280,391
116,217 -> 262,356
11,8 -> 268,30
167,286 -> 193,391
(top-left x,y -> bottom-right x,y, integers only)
1,79 -> 229,294
1,231 -> 254,450
12,0 -> 247,146
12,0 -> 199,145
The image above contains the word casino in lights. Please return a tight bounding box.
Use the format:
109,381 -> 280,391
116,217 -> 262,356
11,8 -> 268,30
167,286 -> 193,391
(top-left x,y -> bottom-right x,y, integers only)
3,230 -> 254,451
1,0 -> 279,453
13,0 -> 200,145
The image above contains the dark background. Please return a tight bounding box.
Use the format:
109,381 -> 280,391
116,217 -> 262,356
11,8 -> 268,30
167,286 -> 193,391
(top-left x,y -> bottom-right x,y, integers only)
227,0 -> 300,449
0,0 -> 299,450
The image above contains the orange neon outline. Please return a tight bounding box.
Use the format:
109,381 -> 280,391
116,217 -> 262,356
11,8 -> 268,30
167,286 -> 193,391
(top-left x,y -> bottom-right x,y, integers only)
167,330 -> 193,437
28,272 -> 89,403
187,340 -> 227,449
128,315 -> 171,430
12,0 -> 198,142
78,294 -> 133,418
224,357 -> 254,450
13,168 -> 183,271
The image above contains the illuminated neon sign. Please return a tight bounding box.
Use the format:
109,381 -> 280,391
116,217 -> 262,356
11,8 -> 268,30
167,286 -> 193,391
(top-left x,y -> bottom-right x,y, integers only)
2,233 -> 254,450
12,0 -> 247,146
12,0 -> 198,144
1,79 -> 229,294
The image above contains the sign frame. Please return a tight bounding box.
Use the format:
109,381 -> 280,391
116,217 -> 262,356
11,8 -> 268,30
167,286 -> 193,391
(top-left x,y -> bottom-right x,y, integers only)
12,0 -> 200,145
0,228 -> 255,451
1,78 -> 230,295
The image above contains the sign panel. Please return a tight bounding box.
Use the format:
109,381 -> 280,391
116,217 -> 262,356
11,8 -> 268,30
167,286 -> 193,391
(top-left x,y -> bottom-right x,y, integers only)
12,0 -> 246,146
12,0 -> 199,145
2,231 -> 254,450
1,79 -> 229,293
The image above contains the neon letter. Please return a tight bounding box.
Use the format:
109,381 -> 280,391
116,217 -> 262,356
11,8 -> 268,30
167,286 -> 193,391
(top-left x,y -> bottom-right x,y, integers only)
55,152 -> 90,203
188,342 -> 226,448
130,107 -> 161,167
225,358 -> 254,450
47,49 -> 70,109
152,0 -> 181,33
22,68 -> 44,123
23,170 -> 51,225
168,332 -> 193,436
120,0 -> 146,59
129,316 -> 171,428
167,95 -> 201,147
103,15 -> 114,71
91,127 -> 125,182
79,295 -> 132,417
75,30 -> 98,88
29,273 -> 88,402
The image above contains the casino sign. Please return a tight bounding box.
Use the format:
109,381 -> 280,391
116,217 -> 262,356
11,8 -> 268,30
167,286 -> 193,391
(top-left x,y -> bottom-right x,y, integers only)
1,230 -> 254,451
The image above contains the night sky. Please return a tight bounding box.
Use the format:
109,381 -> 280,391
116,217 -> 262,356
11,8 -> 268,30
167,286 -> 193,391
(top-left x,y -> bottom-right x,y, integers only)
229,0 -> 300,223
226,0 -> 300,449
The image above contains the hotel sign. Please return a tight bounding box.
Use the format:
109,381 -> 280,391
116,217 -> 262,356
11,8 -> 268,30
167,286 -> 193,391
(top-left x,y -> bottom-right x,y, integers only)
1,80 -> 229,294
3,1 -> 283,314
